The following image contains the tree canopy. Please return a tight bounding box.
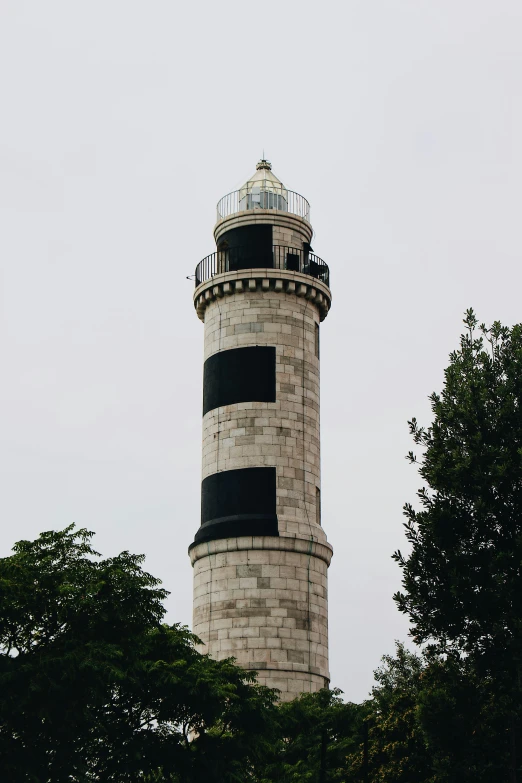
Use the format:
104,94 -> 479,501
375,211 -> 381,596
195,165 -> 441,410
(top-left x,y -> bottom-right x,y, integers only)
254,687 -> 363,783
394,309 -> 522,780
0,526 -> 276,782
394,310 -> 522,679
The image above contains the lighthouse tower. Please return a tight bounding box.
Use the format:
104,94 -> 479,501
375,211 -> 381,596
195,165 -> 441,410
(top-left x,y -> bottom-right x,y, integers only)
189,160 -> 333,701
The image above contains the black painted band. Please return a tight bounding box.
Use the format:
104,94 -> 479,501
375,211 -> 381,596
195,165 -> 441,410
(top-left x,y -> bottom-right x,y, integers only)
190,514 -> 279,548
192,466 -> 279,546
203,346 -> 276,416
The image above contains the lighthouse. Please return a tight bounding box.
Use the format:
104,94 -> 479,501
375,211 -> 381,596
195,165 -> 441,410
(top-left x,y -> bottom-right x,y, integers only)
189,160 -> 333,701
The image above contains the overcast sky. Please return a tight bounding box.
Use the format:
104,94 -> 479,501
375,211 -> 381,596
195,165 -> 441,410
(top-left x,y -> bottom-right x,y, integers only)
1,1 -> 521,703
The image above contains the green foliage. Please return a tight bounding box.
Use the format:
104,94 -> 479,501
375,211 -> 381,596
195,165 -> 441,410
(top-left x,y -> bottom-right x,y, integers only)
253,646 -> 507,783
394,309 -> 522,682
255,688 -> 364,783
349,644 -> 514,783
416,655 -> 511,782
392,309 -> 522,779
365,643 -> 432,783
0,526 -> 277,782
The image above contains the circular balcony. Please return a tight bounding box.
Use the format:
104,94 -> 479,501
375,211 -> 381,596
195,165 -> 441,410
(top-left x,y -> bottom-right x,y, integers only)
194,245 -> 329,288
216,184 -> 310,223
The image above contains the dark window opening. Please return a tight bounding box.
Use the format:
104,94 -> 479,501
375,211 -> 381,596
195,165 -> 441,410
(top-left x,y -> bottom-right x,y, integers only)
286,252 -> 300,272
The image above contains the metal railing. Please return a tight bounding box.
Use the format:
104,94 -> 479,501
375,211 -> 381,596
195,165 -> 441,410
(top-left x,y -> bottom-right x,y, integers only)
195,245 -> 330,288
217,186 -> 310,223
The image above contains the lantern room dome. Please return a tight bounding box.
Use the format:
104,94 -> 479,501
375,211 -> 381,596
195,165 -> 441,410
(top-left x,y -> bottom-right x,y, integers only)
216,159 -> 310,223
239,159 -> 289,212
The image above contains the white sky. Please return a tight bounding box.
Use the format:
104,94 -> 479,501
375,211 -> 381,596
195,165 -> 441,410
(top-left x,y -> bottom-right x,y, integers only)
1,1 -> 521,703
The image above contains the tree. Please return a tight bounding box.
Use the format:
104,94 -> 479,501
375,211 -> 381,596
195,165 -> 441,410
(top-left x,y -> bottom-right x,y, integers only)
362,645 -> 507,783
394,310 -> 522,778
362,643 -> 432,783
416,654 -> 510,783
255,688 -> 364,783
0,526 -> 277,782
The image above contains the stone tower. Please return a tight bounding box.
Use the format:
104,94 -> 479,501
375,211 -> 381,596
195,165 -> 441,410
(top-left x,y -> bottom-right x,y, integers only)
189,160 -> 333,701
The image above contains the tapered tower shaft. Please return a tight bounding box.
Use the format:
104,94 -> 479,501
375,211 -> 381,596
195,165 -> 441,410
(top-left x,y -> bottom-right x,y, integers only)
189,161 -> 333,700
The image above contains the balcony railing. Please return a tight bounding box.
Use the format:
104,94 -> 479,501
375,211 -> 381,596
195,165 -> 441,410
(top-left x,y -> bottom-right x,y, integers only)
217,186 -> 310,223
195,245 -> 330,288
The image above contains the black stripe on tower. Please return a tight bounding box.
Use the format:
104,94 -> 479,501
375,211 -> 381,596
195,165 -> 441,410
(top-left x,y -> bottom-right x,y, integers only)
190,467 -> 279,548
203,346 -> 276,416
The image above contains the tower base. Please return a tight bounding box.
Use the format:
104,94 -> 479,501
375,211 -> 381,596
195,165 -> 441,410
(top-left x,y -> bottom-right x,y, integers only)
190,535 -> 332,702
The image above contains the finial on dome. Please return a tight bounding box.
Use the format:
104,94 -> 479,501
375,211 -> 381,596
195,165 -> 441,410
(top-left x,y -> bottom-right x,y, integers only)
256,158 -> 272,171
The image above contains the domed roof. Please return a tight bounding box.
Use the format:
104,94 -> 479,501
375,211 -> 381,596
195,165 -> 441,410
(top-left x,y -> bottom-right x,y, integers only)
241,159 -> 285,189
239,159 -> 288,211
